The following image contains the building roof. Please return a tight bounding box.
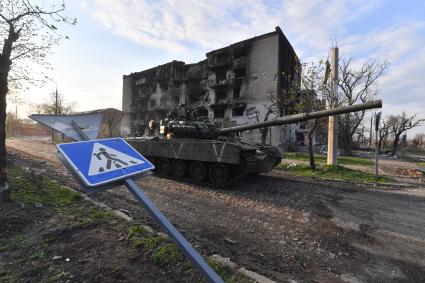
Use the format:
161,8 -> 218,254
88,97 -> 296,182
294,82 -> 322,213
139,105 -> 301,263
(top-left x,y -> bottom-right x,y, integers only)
123,26 -> 298,78
76,108 -> 122,115
205,26 -> 282,55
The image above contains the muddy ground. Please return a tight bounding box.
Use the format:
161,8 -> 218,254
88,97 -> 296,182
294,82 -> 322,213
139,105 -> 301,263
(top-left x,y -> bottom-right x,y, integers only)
4,139 -> 425,282
0,190 -> 205,283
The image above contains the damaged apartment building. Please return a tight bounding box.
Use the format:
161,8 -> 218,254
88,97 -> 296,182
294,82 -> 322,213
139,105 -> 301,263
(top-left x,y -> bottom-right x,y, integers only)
122,26 -> 300,145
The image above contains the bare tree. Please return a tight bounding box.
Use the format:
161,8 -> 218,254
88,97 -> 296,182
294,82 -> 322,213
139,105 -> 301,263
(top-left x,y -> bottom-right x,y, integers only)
412,133 -> 425,152
33,91 -> 77,141
377,117 -> 391,152
5,110 -> 20,137
354,126 -> 367,148
297,62 -> 327,170
337,58 -> 388,155
33,91 -> 77,115
387,113 -> 424,155
259,102 -> 276,145
278,61 -> 327,170
0,1 -> 76,200
7,90 -> 26,118
102,110 -> 123,138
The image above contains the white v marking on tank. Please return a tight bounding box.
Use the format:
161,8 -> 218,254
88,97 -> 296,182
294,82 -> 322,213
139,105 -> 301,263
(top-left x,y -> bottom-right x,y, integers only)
171,143 -> 184,158
212,143 -> 226,162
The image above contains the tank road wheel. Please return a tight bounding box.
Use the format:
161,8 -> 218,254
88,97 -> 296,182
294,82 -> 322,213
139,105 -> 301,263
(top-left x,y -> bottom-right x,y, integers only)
209,163 -> 229,186
189,161 -> 208,182
171,159 -> 187,178
158,158 -> 171,175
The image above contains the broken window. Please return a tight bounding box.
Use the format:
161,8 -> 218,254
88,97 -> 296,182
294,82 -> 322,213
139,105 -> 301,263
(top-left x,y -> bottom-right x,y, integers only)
234,68 -> 245,78
150,99 -> 156,108
232,107 -> 244,117
233,87 -> 240,98
214,108 -> 225,118
215,69 -> 227,81
216,90 -> 227,101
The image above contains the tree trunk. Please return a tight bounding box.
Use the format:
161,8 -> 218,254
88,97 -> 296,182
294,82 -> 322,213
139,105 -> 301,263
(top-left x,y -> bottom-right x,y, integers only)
391,134 -> 401,156
0,69 -> 10,201
0,34 -> 13,200
308,121 -> 316,171
378,138 -> 383,153
338,115 -> 353,156
260,127 -> 268,145
339,127 -> 353,156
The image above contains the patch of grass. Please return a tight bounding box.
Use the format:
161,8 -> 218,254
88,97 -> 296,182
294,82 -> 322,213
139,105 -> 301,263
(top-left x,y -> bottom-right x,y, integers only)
153,242 -> 184,265
0,240 -> 10,252
284,152 -> 374,166
46,271 -> 70,283
207,260 -> 254,283
28,250 -> 45,260
127,226 -> 253,282
277,162 -> 392,183
8,166 -> 81,207
138,235 -> 163,250
128,226 -> 163,249
338,156 -> 374,166
11,235 -> 30,249
128,225 -> 146,239
128,226 -> 186,266
89,207 -> 118,220
417,162 -> 425,167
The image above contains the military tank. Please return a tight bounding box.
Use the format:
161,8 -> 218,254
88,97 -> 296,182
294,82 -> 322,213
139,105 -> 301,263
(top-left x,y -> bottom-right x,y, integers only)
127,100 -> 382,186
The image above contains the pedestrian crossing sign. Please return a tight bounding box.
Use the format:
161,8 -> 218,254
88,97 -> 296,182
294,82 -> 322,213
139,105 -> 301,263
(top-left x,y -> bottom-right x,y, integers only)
57,138 -> 154,187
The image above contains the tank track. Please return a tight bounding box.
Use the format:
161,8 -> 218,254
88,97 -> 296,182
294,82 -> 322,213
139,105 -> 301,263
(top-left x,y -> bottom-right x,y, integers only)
148,155 -> 258,189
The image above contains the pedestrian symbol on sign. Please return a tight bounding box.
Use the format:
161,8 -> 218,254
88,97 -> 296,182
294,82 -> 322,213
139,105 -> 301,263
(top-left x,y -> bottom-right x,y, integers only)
88,143 -> 144,176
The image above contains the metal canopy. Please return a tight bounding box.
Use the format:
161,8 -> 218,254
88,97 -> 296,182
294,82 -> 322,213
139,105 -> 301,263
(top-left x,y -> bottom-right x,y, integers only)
29,113 -> 103,141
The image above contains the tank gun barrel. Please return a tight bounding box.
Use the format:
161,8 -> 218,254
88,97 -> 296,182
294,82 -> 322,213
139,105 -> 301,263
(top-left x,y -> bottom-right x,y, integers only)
218,100 -> 382,135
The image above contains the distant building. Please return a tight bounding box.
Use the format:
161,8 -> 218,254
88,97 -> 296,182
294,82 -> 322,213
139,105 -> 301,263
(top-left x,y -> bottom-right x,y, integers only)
76,108 -> 123,138
122,26 -> 301,145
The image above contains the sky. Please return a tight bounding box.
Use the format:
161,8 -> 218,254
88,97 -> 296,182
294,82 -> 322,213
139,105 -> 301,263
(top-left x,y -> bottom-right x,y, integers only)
9,0 -> 425,135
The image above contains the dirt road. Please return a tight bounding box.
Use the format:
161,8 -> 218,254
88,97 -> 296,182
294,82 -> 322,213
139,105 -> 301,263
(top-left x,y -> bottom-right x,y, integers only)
6,139 -> 425,282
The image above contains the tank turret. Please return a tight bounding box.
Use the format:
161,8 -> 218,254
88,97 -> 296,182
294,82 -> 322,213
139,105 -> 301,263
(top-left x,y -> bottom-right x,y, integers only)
161,100 -> 382,139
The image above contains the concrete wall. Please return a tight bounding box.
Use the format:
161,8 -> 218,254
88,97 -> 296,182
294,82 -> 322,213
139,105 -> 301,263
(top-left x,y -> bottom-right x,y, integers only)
244,34 -> 279,103
230,34 -> 282,145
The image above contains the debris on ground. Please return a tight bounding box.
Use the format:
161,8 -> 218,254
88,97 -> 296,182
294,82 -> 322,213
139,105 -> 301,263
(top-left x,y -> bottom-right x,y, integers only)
396,168 -> 425,178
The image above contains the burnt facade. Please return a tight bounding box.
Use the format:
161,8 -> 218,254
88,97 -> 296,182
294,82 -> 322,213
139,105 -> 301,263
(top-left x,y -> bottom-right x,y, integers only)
122,27 -> 300,145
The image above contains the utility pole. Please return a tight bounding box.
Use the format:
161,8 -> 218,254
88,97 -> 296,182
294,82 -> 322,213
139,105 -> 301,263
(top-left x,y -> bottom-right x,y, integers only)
375,112 -> 381,180
369,114 -> 373,147
327,47 -> 338,166
55,87 -> 59,115
52,83 -> 59,142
